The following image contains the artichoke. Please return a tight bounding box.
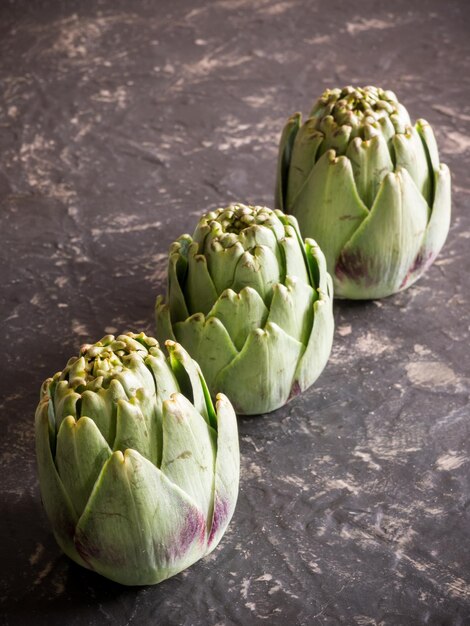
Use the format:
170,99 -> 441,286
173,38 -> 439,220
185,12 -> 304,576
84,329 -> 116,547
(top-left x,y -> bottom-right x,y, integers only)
35,332 -> 239,586
275,86 -> 451,299
155,204 -> 334,415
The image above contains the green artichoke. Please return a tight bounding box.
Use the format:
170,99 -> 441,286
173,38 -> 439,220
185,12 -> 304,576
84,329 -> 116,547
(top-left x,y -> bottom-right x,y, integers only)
35,332 -> 239,586
275,86 -> 451,299
155,204 -> 334,415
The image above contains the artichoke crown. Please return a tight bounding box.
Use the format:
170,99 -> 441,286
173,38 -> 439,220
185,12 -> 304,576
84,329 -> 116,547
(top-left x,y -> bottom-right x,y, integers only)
35,333 -> 239,585
309,86 -> 411,144
275,85 -> 451,299
156,204 -> 334,415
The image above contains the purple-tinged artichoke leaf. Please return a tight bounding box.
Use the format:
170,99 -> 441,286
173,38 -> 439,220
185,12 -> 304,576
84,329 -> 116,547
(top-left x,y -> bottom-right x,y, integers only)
291,150 -> 369,274
207,393 -> 239,552
336,169 -> 429,299
75,449 -> 206,586
401,163 -> 451,290
161,393 -> 217,526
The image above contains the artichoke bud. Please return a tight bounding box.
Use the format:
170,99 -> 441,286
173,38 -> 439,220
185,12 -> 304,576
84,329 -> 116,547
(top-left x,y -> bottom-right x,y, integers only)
155,204 -> 334,415
35,332 -> 239,585
276,85 -> 451,299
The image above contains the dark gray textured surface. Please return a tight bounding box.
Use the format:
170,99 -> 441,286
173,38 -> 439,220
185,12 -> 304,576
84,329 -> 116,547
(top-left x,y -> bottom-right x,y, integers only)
1,0 -> 470,624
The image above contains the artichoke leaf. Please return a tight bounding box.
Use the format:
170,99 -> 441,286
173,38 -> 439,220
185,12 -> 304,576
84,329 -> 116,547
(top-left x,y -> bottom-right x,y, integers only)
238,223 -> 279,253
402,163 -> 451,289
345,134 -> 394,208
56,415 -> 112,517
207,393 -> 239,552
52,381 -> 81,430
267,277 -> 314,345
166,340 -> 214,426
207,287 -> 268,352
377,115 -> 396,143
214,322 -> 304,415
75,449 -> 206,586
305,238 -> 329,294
393,126 -> 431,205
336,169 -> 430,298
231,246 -> 281,304
285,120 -> 324,210
113,393 -> 160,467
278,225 -> 310,286
35,400 -> 88,567
291,150 -> 369,273
80,380 -> 127,446
155,297 -> 177,346
294,283 -> 334,393
416,119 -> 440,172
172,315 -> 238,393
318,118 -> 351,157
275,112 -> 301,212
168,250 -> 190,324
205,240 -> 245,295
161,393 -> 217,525
145,348 -> 180,411
115,352 -> 157,401
186,243 -> 218,316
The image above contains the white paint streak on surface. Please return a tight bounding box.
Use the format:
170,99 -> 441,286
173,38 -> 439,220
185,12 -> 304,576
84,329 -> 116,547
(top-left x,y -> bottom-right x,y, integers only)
326,478 -> 360,495
309,560 -> 322,574
91,222 -> 162,237
433,104 -> 470,122
405,361 -> 457,389
71,319 -> 89,336
441,131 -> 470,155
353,450 -> 381,471
240,577 -> 250,599
33,562 -> 53,585
436,452 -> 467,471
355,331 -> 393,356
91,86 -> 127,108
255,573 -> 272,582
29,543 -> 45,565
346,17 -> 396,35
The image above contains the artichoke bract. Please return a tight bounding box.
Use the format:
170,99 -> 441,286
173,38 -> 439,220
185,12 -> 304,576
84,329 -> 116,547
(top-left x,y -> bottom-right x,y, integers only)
35,332 -> 239,586
275,86 -> 451,299
155,204 -> 334,415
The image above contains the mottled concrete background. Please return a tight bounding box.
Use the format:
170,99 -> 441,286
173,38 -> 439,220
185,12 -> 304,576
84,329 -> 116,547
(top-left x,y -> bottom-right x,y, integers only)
1,0 -> 470,624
